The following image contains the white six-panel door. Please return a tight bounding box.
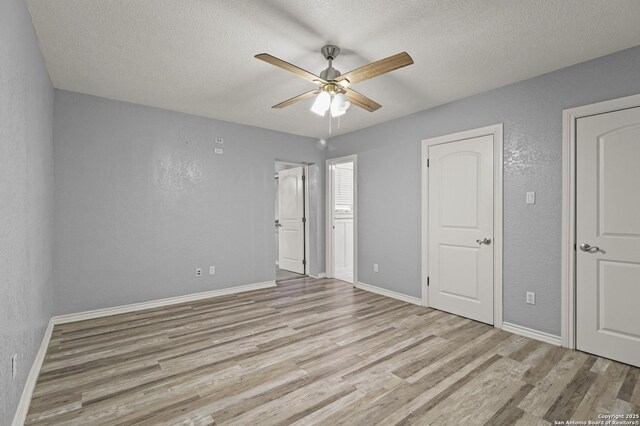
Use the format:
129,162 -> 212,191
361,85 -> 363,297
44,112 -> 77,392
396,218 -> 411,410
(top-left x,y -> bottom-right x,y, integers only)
576,106 -> 640,367
428,135 -> 495,324
278,167 -> 305,274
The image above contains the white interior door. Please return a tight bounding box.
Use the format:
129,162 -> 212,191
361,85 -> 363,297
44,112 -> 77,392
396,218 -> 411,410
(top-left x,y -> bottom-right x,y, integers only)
332,162 -> 354,283
333,218 -> 354,282
428,135 -> 494,324
278,167 -> 305,274
576,106 -> 640,367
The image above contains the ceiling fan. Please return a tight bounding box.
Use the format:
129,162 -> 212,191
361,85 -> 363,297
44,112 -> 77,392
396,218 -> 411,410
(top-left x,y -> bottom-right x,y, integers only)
255,45 -> 414,117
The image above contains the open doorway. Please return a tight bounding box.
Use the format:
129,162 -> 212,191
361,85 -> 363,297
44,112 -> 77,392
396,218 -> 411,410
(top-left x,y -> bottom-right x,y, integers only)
275,161 -> 309,283
327,155 -> 357,284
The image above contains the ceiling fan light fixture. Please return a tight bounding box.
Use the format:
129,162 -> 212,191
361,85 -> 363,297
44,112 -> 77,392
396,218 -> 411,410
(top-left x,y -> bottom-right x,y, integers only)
333,92 -> 351,112
311,91 -> 331,116
330,101 -> 346,117
330,93 -> 350,117
256,46 -> 413,114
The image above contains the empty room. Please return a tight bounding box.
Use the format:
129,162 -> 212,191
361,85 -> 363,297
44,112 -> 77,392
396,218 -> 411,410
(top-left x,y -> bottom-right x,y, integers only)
3,0 -> 640,425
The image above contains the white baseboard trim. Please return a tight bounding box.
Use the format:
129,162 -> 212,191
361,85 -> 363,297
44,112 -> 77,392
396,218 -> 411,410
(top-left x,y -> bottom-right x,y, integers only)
355,281 -> 422,306
52,280 -> 277,325
308,272 -> 327,279
12,319 -> 55,426
501,322 -> 562,347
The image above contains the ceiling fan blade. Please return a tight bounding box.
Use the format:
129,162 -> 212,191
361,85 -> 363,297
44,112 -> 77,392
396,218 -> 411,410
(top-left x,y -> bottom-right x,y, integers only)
337,52 -> 413,85
272,89 -> 319,109
344,88 -> 382,112
255,53 -> 328,85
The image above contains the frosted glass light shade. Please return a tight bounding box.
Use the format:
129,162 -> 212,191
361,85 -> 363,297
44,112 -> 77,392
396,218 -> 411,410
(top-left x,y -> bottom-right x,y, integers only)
331,99 -> 346,117
311,91 -> 331,116
333,93 -> 351,111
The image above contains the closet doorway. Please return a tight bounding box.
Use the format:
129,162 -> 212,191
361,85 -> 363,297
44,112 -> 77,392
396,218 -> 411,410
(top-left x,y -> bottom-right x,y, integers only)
326,155 -> 357,284
275,161 -> 309,283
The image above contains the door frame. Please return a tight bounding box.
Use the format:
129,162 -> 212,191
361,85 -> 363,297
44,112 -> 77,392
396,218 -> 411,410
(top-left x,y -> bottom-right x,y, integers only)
275,160 -> 311,276
326,154 -> 358,284
421,124 -> 504,327
560,93 -> 640,349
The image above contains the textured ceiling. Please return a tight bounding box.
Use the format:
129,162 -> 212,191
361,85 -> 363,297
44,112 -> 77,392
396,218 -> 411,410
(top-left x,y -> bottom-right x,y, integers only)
26,0 -> 640,138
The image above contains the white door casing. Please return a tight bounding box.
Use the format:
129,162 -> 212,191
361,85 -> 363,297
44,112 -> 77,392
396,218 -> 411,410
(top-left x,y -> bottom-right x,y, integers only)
575,106 -> 640,367
428,135 -> 495,324
278,167 -> 305,274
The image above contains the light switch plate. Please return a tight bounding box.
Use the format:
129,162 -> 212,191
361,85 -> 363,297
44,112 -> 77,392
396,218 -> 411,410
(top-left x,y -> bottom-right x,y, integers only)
209,266 -> 215,275
526,192 -> 535,204
373,263 -> 379,273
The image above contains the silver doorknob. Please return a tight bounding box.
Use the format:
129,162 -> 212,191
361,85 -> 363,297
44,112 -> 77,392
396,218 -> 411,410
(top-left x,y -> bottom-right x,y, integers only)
579,243 -> 600,253
476,237 -> 492,245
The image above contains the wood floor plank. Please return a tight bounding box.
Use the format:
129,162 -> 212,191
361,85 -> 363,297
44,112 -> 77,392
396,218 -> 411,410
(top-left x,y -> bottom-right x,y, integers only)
483,382 -> 533,426
543,356 -> 598,422
391,354 -> 504,425
24,277 -> 640,425
618,366 -> 640,402
596,361 -> 630,413
519,350 -> 590,417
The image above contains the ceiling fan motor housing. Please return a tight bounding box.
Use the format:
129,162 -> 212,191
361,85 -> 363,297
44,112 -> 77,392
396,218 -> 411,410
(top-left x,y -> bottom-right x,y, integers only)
320,45 -> 342,81
320,67 -> 341,81
321,45 -> 340,61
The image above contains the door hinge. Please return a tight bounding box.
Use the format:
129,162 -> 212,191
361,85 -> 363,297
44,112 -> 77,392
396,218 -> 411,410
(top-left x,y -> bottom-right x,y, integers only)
427,276 -> 430,286
303,259 -> 306,265
302,174 -> 306,181
574,243 -> 577,251
302,217 -> 306,223
426,159 -> 429,167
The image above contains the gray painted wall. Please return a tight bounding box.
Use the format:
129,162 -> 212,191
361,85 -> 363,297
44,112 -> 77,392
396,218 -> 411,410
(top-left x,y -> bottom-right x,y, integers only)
327,45 -> 640,336
53,90 -> 325,315
0,0 -> 54,423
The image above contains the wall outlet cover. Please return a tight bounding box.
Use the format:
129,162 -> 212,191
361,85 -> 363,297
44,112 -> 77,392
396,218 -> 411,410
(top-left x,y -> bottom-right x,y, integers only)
195,268 -> 202,277
215,137 -> 224,144
526,291 -> 536,305
215,148 -> 223,155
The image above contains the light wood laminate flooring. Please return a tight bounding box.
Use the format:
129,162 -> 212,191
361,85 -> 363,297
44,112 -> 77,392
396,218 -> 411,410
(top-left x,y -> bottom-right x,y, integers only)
26,278 -> 640,425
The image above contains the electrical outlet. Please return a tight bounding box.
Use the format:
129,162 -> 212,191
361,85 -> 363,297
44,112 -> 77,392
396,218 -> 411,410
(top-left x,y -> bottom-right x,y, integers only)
12,354 -> 17,380
215,137 -> 224,144
195,268 -> 202,277
209,266 -> 215,275
373,263 -> 379,273
526,192 -> 536,204
526,291 -> 536,305
215,148 -> 223,155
